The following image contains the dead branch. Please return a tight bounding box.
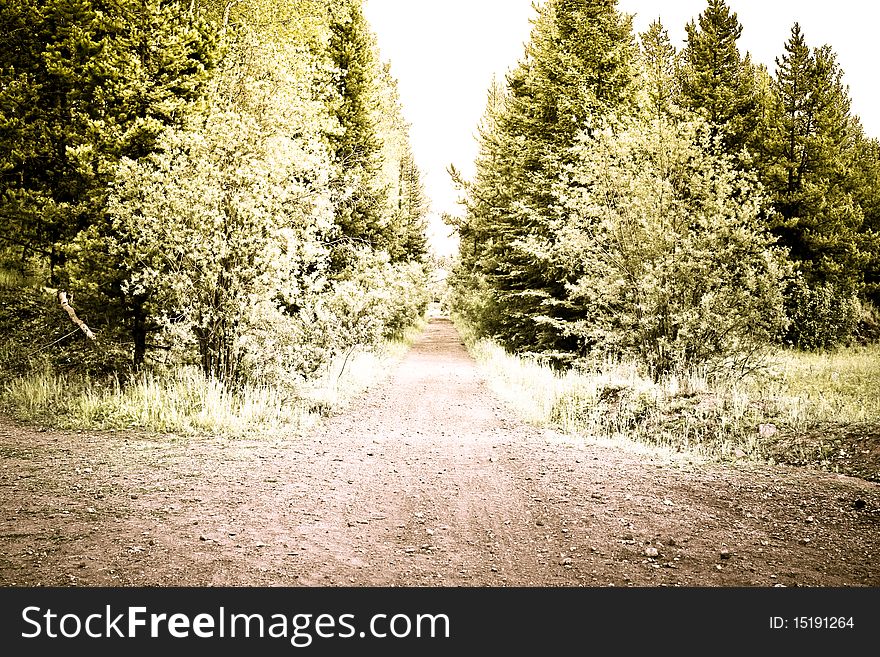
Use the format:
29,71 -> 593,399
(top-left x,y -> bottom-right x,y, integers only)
57,291 -> 96,341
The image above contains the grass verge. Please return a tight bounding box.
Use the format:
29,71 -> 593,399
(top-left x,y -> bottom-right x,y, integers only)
0,320 -> 425,438
456,315 -> 880,482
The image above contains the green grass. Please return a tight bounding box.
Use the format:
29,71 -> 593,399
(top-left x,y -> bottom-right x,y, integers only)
0,325 -> 422,437
1,366 -> 305,435
457,315 -> 880,479
0,266 -> 39,290
750,346 -> 880,427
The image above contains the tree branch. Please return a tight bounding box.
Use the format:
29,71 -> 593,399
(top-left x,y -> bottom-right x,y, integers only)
57,291 -> 96,341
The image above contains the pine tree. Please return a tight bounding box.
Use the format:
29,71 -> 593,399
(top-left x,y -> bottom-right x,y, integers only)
453,0 -> 637,355
373,61 -> 429,264
638,19 -> 680,121
678,0 -> 758,156
0,0 -> 216,290
0,0 -> 101,282
0,1 -> 41,267
325,0 -> 389,265
763,23 -> 866,346
392,146 -> 429,262
848,129 -> 880,308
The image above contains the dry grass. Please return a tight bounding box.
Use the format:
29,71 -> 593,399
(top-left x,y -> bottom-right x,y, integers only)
750,346 -> 880,427
0,321 -> 424,437
458,316 -> 880,480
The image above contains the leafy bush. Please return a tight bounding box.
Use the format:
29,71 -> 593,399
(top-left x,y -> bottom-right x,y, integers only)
77,107 -> 339,385
784,277 -> 861,349
321,251 -> 430,348
854,300 -> 880,345
546,116 -> 790,378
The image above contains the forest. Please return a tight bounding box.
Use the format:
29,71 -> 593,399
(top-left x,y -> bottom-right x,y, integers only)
0,0 -> 432,430
445,0 -> 880,474
449,0 -> 880,376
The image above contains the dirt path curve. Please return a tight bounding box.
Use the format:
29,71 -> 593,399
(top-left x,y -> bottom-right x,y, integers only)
1,318 -> 879,587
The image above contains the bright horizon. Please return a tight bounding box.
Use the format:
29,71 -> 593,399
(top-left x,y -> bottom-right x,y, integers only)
362,0 -> 880,258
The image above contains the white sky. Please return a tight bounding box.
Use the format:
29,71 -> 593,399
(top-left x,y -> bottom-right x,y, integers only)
362,0 -> 880,257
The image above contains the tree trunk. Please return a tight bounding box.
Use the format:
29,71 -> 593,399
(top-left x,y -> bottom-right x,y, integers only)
132,303 -> 147,370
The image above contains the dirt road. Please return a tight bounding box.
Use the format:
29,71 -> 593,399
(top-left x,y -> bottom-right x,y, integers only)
1,318 -> 878,587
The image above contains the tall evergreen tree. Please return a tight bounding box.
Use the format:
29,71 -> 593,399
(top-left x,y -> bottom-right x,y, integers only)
0,0 -> 105,282
761,23 -> 866,347
453,0 -> 637,355
848,129 -> 880,308
678,0 -> 758,157
638,19 -> 680,122
0,0 -> 216,288
325,0 -> 389,266
392,146 -> 429,262
373,61 -> 429,264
